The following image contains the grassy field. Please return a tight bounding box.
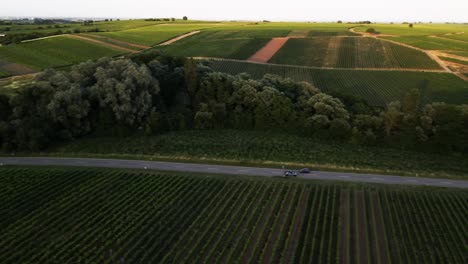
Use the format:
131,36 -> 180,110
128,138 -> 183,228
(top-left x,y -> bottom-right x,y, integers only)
354,24 -> 468,36
46,130 -> 468,179
158,30 -> 271,59
440,56 -> 468,66
93,24 -> 220,46
269,37 -> 441,69
383,36 -> 468,51
0,166 -> 466,263
0,36 -> 123,69
208,59 -> 468,106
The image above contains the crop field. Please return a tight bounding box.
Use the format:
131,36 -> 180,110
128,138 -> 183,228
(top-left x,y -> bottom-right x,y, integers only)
353,24 -> 468,36
50,130 -> 468,179
383,36 -> 468,51
269,37 -> 441,69
0,36 -> 123,70
93,24 -> 220,46
0,166 -> 466,263
208,59 -> 468,106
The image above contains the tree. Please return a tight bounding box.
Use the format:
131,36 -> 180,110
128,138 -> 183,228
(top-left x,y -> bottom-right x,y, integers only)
337,20 -> 343,24
383,101 -> 403,137
183,16 -> 188,21
366,28 -> 377,34
171,18 -> 176,22
91,59 -> 160,127
403,88 -> 421,114
409,23 -> 413,28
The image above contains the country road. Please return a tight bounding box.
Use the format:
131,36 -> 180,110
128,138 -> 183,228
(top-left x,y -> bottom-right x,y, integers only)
1,157 -> 467,189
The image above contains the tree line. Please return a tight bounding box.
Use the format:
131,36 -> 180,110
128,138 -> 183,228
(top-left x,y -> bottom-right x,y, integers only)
0,50 -> 466,153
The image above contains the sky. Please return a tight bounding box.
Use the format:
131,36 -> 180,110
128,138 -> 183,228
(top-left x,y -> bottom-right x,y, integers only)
2,0 -> 467,22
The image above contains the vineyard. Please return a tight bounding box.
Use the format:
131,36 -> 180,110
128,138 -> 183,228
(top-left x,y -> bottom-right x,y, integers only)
0,166 -> 466,263
208,59 -> 468,106
270,37 -> 442,69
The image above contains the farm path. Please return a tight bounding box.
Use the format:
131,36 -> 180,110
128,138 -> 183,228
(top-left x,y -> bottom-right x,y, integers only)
194,57 -> 447,73
2,157 -> 468,189
158,31 -> 201,46
248,37 -> 289,63
66,34 -> 138,53
80,33 -> 150,50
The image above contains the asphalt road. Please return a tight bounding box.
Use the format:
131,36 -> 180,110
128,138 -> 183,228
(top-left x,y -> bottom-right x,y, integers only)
1,157 -> 467,189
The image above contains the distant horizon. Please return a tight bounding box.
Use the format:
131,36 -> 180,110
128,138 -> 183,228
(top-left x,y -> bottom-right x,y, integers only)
1,16 -> 467,24
2,0 -> 468,23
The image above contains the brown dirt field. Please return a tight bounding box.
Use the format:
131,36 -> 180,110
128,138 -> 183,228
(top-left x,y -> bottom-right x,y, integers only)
158,31 -> 201,46
371,193 -> 389,264
340,191 -> 350,264
66,35 -> 138,53
248,37 -> 289,63
356,191 -> 368,264
0,59 -> 36,76
81,33 -> 150,50
282,189 -> 311,263
288,30 -> 310,38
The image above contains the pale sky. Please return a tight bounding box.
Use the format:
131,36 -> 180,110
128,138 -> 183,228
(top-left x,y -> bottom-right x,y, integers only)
2,0 -> 467,22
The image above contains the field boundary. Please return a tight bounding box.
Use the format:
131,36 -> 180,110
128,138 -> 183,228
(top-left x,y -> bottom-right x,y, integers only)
66,34 -> 139,53
194,57 -> 448,73
158,31 -> 201,46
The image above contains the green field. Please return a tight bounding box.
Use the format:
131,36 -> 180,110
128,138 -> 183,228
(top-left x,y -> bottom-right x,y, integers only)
158,30 -> 271,59
383,36 -> 468,51
270,37 -> 441,69
94,24 -> 219,46
354,24 -> 468,36
0,166 -> 466,263
208,59 -> 468,106
440,56 -> 468,66
0,36 -> 123,69
47,130 -> 468,179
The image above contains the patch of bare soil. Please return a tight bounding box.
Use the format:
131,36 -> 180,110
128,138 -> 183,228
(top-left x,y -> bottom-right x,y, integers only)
158,31 -> 201,46
340,191 -> 350,264
67,35 -> 138,53
282,189 -> 311,263
248,37 -> 289,63
81,33 -> 150,50
288,30 -> 310,38
356,191 -> 368,264
371,192 -> 389,264
0,59 -> 36,76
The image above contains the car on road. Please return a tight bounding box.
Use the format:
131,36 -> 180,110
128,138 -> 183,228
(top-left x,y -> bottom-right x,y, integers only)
284,170 -> 298,177
299,168 -> 311,173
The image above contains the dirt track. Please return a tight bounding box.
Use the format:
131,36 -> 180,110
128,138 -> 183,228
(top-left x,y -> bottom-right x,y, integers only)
81,33 -> 150,50
66,35 -> 138,53
158,31 -> 201,46
248,37 -> 289,63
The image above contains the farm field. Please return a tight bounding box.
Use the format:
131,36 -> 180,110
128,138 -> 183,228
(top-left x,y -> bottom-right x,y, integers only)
382,36 -> 468,51
93,24 -> 220,46
0,166 -> 466,263
208,59 -> 468,106
48,130 -> 468,179
269,37 -> 441,69
0,36 -> 123,70
353,24 -> 468,36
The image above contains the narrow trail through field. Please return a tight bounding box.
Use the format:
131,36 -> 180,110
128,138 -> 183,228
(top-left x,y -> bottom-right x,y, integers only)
66,35 -> 138,53
194,57 -> 448,73
21,34 -> 66,43
80,33 -> 150,50
248,37 -> 289,63
158,31 -> 201,46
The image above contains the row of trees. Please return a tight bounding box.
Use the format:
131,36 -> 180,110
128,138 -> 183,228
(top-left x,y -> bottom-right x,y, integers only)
0,51 -> 466,153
